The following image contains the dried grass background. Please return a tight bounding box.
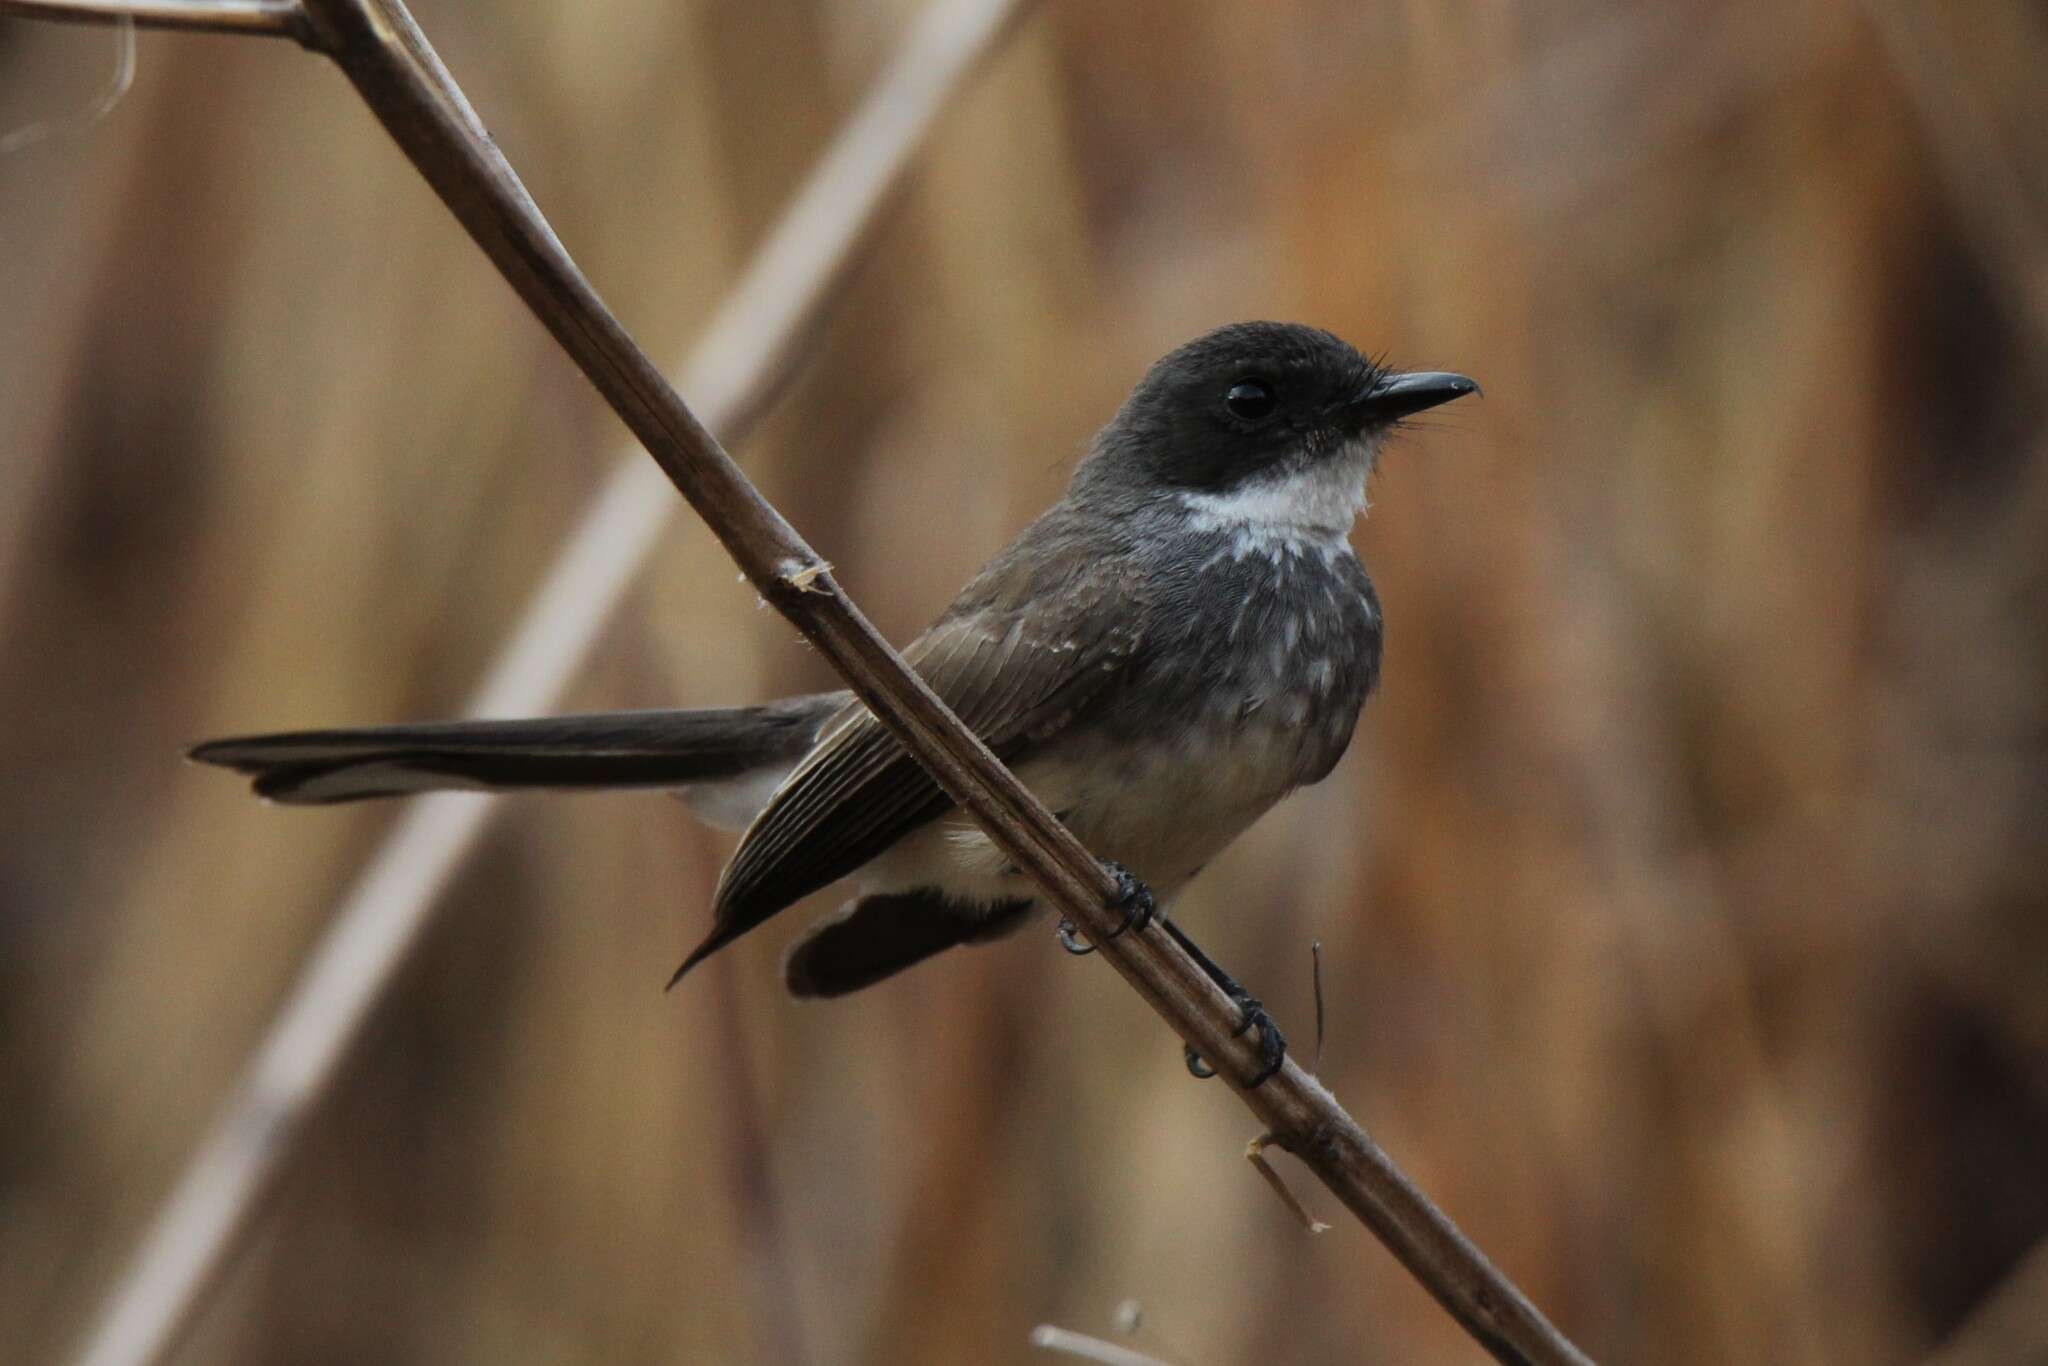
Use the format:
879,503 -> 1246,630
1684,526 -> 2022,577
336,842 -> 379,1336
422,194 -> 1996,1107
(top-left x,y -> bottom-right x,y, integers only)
3,1 -> 2045,1362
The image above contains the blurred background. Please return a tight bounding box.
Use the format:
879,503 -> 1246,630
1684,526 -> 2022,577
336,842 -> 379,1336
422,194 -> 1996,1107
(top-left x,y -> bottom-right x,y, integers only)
3,0 -> 2045,1361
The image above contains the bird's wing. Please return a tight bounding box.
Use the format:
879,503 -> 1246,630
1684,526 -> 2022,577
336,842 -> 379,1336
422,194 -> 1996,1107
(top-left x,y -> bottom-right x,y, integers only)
671,553 -> 1148,979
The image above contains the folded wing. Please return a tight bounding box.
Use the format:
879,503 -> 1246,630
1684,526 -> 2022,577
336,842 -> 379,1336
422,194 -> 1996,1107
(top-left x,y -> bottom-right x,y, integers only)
670,554 -> 1149,982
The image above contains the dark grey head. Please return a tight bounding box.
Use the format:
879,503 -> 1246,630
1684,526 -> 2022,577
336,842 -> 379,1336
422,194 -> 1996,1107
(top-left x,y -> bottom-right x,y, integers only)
1077,321 -> 1476,499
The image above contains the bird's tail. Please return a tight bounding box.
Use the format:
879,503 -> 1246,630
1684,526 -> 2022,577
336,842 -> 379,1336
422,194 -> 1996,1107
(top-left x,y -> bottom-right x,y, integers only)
189,695 -> 841,817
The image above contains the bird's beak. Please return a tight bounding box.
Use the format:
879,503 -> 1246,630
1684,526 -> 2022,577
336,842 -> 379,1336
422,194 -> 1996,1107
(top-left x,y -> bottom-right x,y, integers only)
1349,370 -> 1481,422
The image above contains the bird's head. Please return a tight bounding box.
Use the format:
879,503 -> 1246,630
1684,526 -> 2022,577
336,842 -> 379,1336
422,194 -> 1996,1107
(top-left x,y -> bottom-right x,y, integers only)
1080,321 -> 1476,534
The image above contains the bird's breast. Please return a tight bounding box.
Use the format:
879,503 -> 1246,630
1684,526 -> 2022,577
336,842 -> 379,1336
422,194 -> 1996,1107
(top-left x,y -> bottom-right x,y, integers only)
1129,526 -> 1383,780
867,529 -> 1383,909
1002,534 -> 1381,894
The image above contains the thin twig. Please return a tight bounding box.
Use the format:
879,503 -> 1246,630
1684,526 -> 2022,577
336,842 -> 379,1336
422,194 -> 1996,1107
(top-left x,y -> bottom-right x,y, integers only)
1311,939 -> 1326,1069
0,0 -> 305,38
66,3 -> 1034,1365
1247,1132 -> 1331,1236
35,0 -> 1594,1362
1029,1325 -> 1180,1366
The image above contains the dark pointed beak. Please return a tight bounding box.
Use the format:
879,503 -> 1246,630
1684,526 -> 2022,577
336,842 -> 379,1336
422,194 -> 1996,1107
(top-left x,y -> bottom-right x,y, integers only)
1350,370 -> 1480,422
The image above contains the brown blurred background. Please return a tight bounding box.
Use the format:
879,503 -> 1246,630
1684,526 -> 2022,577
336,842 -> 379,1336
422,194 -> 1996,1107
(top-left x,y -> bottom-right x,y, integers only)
3,1 -> 2046,1362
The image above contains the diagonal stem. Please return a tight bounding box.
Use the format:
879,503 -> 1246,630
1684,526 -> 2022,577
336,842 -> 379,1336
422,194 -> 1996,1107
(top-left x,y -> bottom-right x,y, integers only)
295,3 -> 1598,1357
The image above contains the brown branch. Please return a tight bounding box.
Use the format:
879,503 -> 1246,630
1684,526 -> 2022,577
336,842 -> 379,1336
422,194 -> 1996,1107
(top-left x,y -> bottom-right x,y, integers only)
0,0 -> 306,38
27,1 -> 1593,1363
294,6 -> 1596,1359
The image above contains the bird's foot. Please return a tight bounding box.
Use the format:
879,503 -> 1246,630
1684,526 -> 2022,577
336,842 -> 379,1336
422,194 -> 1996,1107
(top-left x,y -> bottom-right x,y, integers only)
1160,917 -> 1287,1088
1054,860 -> 1158,955
1234,994 -> 1288,1088
1101,860 -> 1156,939
1182,990 -> 1287,1087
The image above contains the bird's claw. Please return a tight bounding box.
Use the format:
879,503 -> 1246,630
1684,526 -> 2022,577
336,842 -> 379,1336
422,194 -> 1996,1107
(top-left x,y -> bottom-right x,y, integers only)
1101,860 -> 1156,940
1184,993 -> 1288,1087
1054,861 -> 1157,956
1237,997 -> 1288,1087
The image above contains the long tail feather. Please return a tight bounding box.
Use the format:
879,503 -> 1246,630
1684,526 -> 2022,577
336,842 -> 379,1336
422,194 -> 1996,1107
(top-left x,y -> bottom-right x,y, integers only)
191,696 -> 839,806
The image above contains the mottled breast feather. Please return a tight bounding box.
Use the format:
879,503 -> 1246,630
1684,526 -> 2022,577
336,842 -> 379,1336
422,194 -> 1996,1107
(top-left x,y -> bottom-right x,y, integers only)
1104,522 -> 1382,792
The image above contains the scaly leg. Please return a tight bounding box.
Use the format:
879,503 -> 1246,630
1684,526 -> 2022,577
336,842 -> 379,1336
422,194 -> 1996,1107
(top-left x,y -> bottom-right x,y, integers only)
1159,917 -> 1287,1087
1052,863 -> 1284,1087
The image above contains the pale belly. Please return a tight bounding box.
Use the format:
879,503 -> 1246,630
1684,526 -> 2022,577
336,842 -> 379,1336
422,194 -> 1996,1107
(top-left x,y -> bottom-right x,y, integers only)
858,718 -> 1312,910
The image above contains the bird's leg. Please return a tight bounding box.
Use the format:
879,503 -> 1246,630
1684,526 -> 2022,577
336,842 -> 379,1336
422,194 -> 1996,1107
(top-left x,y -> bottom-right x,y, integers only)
1050,866 -> 1282,1085
1160,917 -> 1287,1088
1055,859 -> 1157,955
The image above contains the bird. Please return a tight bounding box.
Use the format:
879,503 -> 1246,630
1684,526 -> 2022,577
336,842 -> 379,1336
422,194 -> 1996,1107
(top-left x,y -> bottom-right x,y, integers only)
192,321 -> 1476,1081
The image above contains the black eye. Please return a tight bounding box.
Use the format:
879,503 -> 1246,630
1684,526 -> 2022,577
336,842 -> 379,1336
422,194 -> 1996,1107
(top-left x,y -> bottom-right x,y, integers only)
1224,379 -> 1276,421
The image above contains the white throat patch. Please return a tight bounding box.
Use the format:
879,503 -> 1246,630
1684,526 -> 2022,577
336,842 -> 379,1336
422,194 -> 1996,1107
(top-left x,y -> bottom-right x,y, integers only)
1177,436 -> 1375,562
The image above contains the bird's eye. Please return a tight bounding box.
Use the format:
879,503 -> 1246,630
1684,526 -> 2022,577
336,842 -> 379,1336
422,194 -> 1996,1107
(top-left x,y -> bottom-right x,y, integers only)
1224,379 -> 1276,421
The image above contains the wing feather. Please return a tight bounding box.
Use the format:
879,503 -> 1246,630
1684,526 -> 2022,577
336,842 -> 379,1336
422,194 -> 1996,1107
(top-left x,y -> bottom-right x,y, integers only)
670,552 -> 1147,979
